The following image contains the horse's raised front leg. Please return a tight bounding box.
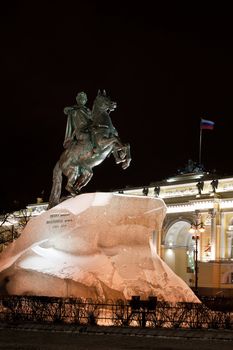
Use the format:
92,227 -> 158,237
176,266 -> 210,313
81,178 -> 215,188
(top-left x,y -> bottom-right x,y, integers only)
112,143 -> 131,169
112,148 -> 126,164
121,143 -> 131,169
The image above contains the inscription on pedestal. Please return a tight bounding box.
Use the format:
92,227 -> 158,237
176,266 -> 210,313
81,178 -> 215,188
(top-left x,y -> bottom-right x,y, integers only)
46,213 -> 72,229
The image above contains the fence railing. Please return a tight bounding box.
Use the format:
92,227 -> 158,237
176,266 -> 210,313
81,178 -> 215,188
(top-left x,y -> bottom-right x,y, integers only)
0,295 -> 233,329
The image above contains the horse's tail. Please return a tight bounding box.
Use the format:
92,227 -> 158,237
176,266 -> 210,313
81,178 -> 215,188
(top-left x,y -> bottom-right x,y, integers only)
48,161 -> 63,209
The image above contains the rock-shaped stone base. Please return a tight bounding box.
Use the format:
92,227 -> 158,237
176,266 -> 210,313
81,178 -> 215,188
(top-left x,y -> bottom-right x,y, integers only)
0,193 -> 199,303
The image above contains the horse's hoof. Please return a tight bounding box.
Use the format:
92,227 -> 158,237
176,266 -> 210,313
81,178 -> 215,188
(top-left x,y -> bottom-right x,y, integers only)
122,161 -> 130,169
65,185 -> 76,195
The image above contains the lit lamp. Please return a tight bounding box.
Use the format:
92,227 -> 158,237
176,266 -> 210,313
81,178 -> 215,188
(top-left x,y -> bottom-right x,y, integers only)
189,215 -> 205,295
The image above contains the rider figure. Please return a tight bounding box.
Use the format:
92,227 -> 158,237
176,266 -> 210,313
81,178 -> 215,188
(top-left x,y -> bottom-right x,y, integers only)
63,92 -> 93,149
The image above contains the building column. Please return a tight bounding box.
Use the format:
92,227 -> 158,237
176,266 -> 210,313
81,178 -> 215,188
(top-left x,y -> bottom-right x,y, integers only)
226,231 -> 233,259
220,212 -> 226,259
209,209 -> 216,260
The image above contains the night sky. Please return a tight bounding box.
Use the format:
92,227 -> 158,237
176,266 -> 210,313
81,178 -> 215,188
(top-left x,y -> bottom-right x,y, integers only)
1,2 -> 233,211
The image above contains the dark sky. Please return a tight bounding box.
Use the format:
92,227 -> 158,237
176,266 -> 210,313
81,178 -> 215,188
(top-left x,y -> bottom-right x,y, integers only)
1,2 -> 233,211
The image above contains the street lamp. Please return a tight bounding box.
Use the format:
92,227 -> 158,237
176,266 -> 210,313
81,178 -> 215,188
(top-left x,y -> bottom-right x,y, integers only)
189,212 -> 205,295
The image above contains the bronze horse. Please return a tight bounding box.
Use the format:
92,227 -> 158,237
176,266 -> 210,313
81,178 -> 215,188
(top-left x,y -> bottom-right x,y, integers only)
48,91 -> 131,208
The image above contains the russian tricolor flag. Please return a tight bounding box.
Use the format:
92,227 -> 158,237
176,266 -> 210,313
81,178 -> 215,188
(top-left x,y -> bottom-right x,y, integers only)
200,118 -> 215,130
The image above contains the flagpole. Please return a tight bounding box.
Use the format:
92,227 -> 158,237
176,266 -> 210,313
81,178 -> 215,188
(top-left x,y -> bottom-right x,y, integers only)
199,121 -> 202,166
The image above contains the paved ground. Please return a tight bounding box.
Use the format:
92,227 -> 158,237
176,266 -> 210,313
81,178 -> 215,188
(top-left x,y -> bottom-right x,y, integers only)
1,323 -> 233,349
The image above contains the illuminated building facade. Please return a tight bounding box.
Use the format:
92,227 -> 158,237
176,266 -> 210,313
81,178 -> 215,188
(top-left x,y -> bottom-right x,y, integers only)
121,171 -> 233,296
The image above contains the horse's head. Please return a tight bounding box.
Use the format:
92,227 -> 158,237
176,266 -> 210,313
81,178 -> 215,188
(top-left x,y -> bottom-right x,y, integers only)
93,90 -> 117,113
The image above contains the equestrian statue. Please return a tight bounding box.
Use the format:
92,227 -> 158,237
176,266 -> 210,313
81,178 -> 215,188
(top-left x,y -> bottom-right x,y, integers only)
48,90 -> 131,208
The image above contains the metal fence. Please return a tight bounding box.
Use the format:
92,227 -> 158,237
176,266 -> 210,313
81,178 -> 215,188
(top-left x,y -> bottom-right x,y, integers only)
0,295 -> 233,329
